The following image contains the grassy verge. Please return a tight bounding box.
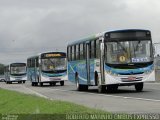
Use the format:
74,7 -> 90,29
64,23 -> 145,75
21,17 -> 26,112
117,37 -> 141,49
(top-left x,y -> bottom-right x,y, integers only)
0,88 -> 109,120
0,88 -> 144,120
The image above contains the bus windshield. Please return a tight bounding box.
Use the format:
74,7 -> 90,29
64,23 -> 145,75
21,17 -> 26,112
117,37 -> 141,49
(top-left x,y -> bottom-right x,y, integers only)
10,66 -> 26,75
105,40 -> 152,64
41,58 -> 67,73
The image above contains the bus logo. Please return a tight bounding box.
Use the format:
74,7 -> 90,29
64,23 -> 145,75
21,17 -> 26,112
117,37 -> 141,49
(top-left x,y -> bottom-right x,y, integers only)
119,56 -> 126,62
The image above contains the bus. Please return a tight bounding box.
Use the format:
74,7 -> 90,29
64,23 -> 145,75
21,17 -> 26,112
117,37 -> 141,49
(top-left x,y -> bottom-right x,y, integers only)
67,29 -> 155,93
27,52 -> 67,86
4,63 -> 27,84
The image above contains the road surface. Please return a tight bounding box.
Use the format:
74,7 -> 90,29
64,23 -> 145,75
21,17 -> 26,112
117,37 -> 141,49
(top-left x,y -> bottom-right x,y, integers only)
0,81 -> 160,113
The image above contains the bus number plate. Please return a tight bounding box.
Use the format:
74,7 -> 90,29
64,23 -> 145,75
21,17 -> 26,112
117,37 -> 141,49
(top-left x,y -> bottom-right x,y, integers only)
128,77 -> 136,81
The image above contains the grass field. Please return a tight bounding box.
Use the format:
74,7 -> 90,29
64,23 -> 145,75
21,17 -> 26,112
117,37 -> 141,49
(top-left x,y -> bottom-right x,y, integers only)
0,88 -> 142,120
0,88 -> 110,120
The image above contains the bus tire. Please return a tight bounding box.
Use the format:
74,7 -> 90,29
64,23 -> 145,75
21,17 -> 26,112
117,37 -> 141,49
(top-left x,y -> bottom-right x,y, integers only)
50,82 -> 55,86
107,85 -> 118,93
135,83 -> 143,92
35,82 -> 38,86
53,82 -> 56,86
75,74 -> 88,91
18,81 -> 22,84
40,82 -> 43,87
95,71 -> 98,86
98,85 -> 106,93
31,82 -> 34,86
23,81 -> 25,83
60,81 -> 64,86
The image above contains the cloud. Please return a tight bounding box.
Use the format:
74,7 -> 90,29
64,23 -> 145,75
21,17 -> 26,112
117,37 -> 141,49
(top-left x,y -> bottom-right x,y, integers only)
0,0 -> 160,64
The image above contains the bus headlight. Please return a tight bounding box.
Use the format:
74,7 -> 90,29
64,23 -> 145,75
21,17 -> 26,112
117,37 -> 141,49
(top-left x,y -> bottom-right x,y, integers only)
144,70 -> 152,74
106,71 -> 119,76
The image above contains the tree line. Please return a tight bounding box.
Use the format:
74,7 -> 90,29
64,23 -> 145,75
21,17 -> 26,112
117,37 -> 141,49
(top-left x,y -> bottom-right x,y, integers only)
0,63 -> 5,75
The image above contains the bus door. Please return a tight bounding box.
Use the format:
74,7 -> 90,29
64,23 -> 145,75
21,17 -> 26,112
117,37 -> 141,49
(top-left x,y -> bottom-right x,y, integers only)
100,40 -> 105,84
86,42 -> 91,85
34,57 -> 40,83
34,58 -> 37,82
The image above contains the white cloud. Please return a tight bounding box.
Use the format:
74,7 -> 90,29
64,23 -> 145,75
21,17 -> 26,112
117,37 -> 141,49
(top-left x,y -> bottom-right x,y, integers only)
0,0 -> 160,64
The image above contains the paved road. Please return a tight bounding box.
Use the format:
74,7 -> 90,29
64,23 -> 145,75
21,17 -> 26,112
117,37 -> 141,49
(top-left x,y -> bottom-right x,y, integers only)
0,81 -> 160,113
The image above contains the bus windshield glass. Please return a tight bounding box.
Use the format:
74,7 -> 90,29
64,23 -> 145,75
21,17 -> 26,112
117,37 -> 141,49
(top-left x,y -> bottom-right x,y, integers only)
10,66 -> 26,75
41,58 -> 67,73
105,40 -> 152,64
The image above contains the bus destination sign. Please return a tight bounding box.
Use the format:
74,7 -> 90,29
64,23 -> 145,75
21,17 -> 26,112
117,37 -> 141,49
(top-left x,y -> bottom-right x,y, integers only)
45,54 -> 62,57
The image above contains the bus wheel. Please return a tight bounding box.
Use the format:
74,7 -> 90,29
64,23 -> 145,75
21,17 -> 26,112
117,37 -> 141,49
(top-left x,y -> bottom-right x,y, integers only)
35,82 -> 38,86
31,82 -> 34,86
107,85 -> 118,93
23,81 -> 25,83
135,83 -> 143,92
76,81 -> 88,91
75,76 -> 88,91
98,85 -> 106,93
53,82 -> 56,86
18,81 -> 22,84
40,82 -> 43,87
60,81 -> 64,86
50,82 -> 55,86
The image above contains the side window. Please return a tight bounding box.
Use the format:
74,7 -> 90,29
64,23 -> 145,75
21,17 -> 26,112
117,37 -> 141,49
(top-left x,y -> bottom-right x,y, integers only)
72,46 -> 75,61
70,46 -> 72,61
91,41 -> 95,58
96,40 -> 100,58
27,59 -> 30,67
36,57 -> 39,67
31,59 -> 33,67
67,47 -> 70,61
76,44 -> 79,60
83,43 -> 86,59
80,43 -> 84,60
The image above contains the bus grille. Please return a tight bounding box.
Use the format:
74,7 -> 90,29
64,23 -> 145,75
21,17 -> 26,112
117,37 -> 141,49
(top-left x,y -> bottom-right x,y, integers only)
121,77 -> 143,82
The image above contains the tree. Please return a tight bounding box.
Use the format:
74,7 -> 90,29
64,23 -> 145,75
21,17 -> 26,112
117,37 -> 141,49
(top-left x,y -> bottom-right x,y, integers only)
0,63 -> 5,75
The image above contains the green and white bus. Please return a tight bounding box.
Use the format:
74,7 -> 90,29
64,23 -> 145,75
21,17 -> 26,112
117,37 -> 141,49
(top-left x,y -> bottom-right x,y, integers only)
67,29 -> 155,93
27,52 -> 67,86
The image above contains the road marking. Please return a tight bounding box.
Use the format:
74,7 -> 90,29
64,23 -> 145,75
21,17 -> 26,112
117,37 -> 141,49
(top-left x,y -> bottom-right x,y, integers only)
50,88 -> 160,102
22,86 -> 49,99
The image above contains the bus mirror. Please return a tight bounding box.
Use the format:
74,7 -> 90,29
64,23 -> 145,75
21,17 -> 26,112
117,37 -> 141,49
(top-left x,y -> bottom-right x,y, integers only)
100,42 -> 104,50
39,59 -> 41,64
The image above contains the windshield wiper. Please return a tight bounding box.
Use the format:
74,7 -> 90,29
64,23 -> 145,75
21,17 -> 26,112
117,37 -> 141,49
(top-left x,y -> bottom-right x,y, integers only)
133,41 -> 141,58
114,40 -> 127,53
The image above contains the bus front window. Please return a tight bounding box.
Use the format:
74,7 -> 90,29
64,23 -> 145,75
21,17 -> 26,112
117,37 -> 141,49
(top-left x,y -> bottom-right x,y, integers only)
41,58 -> 67,73
105,40 -> 152,64
10,66 -> 26,75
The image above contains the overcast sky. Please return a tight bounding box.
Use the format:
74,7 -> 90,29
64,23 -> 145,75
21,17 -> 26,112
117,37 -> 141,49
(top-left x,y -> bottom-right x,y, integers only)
0,0 -> 160,64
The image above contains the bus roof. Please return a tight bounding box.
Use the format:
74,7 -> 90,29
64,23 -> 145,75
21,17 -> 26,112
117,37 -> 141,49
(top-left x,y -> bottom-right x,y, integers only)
68,32 -> 104,46
10,62 -> 26,64
106,29 -> 150,33
68,29 -> 150,46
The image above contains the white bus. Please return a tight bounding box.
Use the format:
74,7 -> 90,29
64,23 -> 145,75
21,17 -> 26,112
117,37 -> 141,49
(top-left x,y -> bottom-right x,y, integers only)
4,63 -> 27,84
27,52 -> 67,86
67,29 -> 155,93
